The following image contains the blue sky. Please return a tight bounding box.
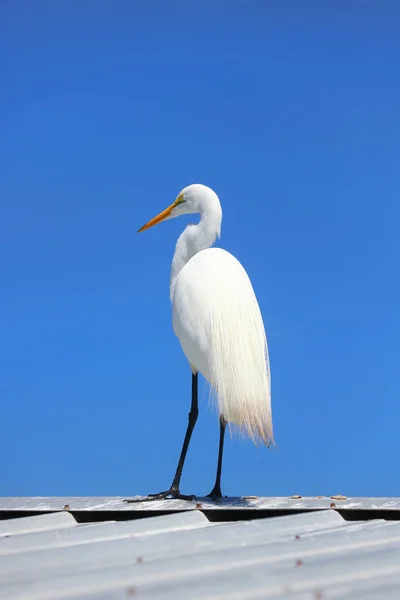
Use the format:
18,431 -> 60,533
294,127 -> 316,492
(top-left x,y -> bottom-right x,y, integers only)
1,2 -> 399,499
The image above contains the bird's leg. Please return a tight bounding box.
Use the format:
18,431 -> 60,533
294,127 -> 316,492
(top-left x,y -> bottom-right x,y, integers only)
146,372 -> 198,500
125,373 -> 199,503
207,415 -> 227,500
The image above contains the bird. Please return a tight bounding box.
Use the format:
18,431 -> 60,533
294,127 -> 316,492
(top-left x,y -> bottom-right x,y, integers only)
132,183 -> 273,501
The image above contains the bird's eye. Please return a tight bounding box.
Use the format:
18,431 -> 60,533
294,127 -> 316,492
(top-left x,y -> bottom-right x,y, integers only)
176,193 -> 185,204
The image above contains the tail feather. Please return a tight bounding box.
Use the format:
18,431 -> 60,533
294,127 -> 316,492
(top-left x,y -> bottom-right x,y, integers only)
207,288 -> 273,446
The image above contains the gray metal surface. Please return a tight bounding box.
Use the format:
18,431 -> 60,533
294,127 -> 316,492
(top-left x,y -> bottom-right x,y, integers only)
0,510 -> 210,556
0,511 -> 76,537
1,495 -> 399,512
0,504 -> 400,599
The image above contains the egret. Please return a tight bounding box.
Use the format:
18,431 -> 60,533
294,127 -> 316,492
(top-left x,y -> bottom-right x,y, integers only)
133,184 -> 273,501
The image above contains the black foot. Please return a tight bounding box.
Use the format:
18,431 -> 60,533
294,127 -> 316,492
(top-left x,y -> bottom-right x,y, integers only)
124,489 -> 197,503
206,486 -> 224,501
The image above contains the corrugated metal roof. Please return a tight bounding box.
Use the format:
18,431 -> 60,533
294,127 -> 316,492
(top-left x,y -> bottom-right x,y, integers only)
1,495 -> 400,512
1,498 -> 400,599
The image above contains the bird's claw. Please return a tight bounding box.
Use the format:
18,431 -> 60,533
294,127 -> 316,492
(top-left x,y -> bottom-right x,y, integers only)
124,489 -> 197,503
206,486 -> 225,502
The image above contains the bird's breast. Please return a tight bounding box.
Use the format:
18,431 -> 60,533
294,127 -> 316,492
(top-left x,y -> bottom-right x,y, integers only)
171,247 -> 255,381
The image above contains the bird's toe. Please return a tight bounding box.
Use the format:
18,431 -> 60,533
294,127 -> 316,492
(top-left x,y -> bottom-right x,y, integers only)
124,489 -> 196,503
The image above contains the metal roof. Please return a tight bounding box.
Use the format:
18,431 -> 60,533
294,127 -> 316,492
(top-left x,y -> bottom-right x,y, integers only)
1,497 -> 400,599
2,495 -> 400,514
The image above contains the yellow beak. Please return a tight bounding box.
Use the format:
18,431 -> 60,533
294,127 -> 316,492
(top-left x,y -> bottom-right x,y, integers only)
137,201 -> 177,233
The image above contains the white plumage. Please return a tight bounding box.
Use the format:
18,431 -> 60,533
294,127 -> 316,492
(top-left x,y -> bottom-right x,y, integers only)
136,183 -> 273,500
172,246 -> 272,445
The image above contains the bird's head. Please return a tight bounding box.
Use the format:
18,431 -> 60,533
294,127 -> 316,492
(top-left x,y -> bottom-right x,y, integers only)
138,184 -> 220,233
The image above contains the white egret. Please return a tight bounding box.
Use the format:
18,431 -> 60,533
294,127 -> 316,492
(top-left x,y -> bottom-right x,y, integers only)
133,184 -> 273,501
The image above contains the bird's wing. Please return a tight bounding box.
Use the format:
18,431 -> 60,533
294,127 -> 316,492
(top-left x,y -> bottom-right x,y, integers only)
172,247 -> 273,445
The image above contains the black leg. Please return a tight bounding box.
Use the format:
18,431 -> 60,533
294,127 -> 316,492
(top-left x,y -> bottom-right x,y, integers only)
207,415 -> 227,500
125,373 -> 199,502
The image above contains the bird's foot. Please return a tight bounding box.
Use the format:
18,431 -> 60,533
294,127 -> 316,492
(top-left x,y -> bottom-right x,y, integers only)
124,488 -> 197,503
206,485 -> 225,501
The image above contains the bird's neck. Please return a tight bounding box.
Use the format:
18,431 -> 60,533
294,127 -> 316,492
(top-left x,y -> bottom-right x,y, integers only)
170,208 -> 222,299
